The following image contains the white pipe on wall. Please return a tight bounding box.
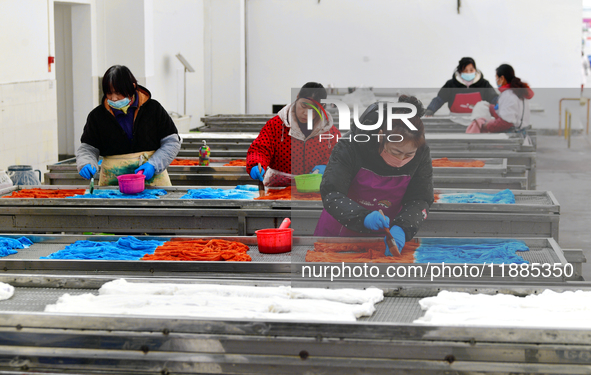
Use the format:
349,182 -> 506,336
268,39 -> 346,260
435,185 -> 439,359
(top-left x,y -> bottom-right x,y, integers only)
48,0 -> 54,74
240,0 -> 246,114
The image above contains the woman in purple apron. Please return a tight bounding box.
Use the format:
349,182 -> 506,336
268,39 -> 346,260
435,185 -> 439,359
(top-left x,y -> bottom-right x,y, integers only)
314,95 -> 434,255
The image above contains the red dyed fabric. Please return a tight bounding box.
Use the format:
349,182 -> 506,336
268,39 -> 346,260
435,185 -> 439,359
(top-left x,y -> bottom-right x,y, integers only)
3,188 -> 86,199
305,241 -> 420,263
142,239 -> 251,261
432,157 -> 485,168
223,159 -> 247,166
171,159 -> 247,167
170,159 -> 201,166
254,187 -> 321,201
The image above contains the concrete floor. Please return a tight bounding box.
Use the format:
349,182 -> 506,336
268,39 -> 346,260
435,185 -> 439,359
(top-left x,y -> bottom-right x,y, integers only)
536,134 -> 591,280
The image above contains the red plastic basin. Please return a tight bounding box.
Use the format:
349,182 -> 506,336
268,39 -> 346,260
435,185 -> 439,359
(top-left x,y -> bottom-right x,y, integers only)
255,228 -> 294,254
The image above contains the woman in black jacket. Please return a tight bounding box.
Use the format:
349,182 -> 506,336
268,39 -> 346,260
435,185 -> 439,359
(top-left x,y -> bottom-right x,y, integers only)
425,57 -> 498,116
75,65 -> 181,186
314,96 -> 434,256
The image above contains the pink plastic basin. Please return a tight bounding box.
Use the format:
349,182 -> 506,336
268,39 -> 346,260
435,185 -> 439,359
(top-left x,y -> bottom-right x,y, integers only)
255,228 -> 294,254
116,173 -> 146,194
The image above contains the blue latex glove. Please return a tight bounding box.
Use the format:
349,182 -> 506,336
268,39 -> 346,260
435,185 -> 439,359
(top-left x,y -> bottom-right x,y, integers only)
135,162 -> 155,180
311,165 -> 326,175
494,103 -> 499,111
384,225 -> 406,257
363,211 -> 390,231
98,159 -> 103,166
250,165 -> 265,182
79,164 -> 97,180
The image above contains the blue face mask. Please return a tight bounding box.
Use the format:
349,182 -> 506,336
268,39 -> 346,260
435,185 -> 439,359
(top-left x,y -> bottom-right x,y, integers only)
461,72 -> 476,82
107,97 -> 131,109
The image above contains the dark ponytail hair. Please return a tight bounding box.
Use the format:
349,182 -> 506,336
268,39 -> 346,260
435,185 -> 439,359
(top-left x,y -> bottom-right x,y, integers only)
496,64 -> 529,99
381,95 -> 426,150
456,57 -> 477,73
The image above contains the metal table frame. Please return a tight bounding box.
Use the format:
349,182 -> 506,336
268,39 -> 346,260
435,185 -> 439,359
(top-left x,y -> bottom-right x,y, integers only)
0,275 -> 590,374
0,186 -> 560,238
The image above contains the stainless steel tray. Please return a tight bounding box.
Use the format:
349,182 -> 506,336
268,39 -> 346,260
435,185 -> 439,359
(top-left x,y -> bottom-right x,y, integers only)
0,235 -> 574,283
0,186 -> 558,213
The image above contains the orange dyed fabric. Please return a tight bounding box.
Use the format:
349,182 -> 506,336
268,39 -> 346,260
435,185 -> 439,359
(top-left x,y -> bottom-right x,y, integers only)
142,239 -> 251,262
305,240 -> 419,263
171,159 -> 248,167
432,157 -> 485,168
434,194 -> 440,202
223,159 -> 247,166
255,187 -> 321,201
170,159 -> 201,166
3,188 -> 86,199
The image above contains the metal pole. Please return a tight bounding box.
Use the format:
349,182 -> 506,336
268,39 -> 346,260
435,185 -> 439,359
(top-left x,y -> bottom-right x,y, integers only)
559,98 -> 591,136
565,109 -> 568,140
559,99 -> 563,136
568,111 -> 571,149
587,98 -> 591,135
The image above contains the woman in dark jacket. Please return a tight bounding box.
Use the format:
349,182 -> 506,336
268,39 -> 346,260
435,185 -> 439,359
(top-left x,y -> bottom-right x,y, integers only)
314,96 -> 434,256
76,65 -> 181,186
425,57 -> 498,116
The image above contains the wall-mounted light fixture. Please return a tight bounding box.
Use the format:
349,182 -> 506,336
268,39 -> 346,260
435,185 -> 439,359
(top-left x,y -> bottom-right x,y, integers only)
175,53 -> 195,115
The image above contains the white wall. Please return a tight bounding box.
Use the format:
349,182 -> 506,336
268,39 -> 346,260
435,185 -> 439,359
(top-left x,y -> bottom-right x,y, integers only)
243,0 -> 582,115
0,0 -> 55,84
95,0 -> 205,129
0,0 -> 58,176
96,0 -> 151,83
151,0 -> 205,129
204,0 -> 246,115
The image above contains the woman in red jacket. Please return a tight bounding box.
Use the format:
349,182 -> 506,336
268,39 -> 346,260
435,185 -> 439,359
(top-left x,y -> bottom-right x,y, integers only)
246,82 -> 341,184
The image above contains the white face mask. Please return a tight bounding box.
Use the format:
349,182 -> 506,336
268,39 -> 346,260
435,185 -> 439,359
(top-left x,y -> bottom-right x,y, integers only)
461,72 -> 476,82
108,97 -> 131,109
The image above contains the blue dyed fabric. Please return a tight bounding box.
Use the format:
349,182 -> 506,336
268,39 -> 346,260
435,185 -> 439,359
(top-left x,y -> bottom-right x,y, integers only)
41,236 -> 165,260
180,186 -> 258,200
414,239 -> 529,264
438,189 -> 515,204
235,185 -> 258,192
0,237 -> 33,257
68,189 -> 167,199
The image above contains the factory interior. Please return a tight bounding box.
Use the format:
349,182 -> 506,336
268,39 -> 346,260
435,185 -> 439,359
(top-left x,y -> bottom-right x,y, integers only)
2,0 -> 591,374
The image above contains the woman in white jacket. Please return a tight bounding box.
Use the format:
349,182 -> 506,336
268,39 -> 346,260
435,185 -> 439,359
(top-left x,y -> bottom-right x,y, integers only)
481,64 -> 534,133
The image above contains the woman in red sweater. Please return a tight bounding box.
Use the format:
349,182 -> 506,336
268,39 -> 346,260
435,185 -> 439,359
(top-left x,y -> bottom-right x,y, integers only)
246,82 -> 341,184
